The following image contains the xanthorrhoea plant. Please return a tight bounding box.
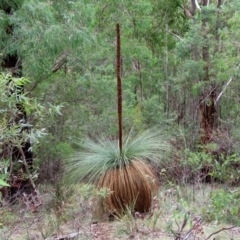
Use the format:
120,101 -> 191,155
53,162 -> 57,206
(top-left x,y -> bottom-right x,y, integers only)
64,129 -> 170,214
64,24 -> 171,215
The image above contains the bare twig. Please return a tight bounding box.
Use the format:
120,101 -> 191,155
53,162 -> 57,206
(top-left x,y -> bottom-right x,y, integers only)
195,0 -> 201,10
182,217 -> 202,240
172,213 -> 190,240
164,29 -> 183,41
205,225 -> 236,240
27,50 -> 69,95
215,63 -> 240,105
45,232 -> 79,240
45,227 -> 95,240
26,74 -> 51,95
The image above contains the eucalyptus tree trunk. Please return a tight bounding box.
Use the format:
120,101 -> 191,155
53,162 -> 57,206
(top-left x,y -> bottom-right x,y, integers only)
190,0 -> 221,144
199,0 -> 215,144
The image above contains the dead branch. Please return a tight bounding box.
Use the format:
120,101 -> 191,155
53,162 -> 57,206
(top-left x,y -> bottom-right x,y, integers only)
205,225 -> 236,240
19,147 -> 36,189
45,228 -> 95,240
27,50 -> 69,95
215,63 -> 240,105
45,232 -> 79,240
164,29 -> 183,41
182,217 -> 202,240
194,0 -> 201,11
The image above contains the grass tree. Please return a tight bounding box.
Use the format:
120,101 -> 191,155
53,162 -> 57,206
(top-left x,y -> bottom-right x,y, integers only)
64,24 -> 170,216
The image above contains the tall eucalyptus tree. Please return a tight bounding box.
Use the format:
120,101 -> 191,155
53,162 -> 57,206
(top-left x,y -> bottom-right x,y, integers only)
175,0 -> 240,152
0,0 -> 97,185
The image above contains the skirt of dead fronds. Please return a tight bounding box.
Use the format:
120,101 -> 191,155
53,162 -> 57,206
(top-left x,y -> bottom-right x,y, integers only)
97,160 -> 158,216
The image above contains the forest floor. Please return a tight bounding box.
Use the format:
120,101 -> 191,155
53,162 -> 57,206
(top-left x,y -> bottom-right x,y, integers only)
0,183 -> 240,240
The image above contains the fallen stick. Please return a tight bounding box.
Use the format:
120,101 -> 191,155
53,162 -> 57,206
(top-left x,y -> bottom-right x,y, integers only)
45,232 -> 79,240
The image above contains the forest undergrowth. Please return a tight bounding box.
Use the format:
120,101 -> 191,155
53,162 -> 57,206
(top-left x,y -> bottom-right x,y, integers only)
2,1 -> 240,239
1,182 -> 240,240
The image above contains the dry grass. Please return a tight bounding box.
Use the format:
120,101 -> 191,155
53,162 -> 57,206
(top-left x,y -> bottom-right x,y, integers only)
97,160 -> 158,215
1,183 -> 240,240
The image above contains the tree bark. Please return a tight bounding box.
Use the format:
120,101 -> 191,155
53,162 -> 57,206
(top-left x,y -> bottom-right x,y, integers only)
198,1 -> 220,144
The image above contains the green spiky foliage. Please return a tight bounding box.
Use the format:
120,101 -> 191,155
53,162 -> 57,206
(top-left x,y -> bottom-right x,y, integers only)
64,129 -> 170,214
65,130 -> 169,183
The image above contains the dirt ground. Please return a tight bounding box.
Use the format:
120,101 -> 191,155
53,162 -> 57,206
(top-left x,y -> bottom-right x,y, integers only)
1,184 -> 240,240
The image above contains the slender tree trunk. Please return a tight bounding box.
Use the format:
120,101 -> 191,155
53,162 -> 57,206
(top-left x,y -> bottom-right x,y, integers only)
132,60 -> 143,105
199,1 -> 223,144
199,13 -> 215,144
193,1 -> 218,144
116,23 -> 123,152
165,23 -> 170,117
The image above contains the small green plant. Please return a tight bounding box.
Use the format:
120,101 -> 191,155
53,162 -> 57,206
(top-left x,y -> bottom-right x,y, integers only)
74,183 -> 112,221
146,195 -> 161,230
37,211 -> 61,239
0,73 -> 62,194
210,154 -> 240,184
184,148 -> 213,181
0,160 -> 10,196
116,206 -> 139,236
0,179 -> 9,187
0,208 -> 17,230
203,188 -> 240,225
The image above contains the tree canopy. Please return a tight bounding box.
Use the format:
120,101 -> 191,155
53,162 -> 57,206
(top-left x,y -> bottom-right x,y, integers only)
1,0 -> 240,183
